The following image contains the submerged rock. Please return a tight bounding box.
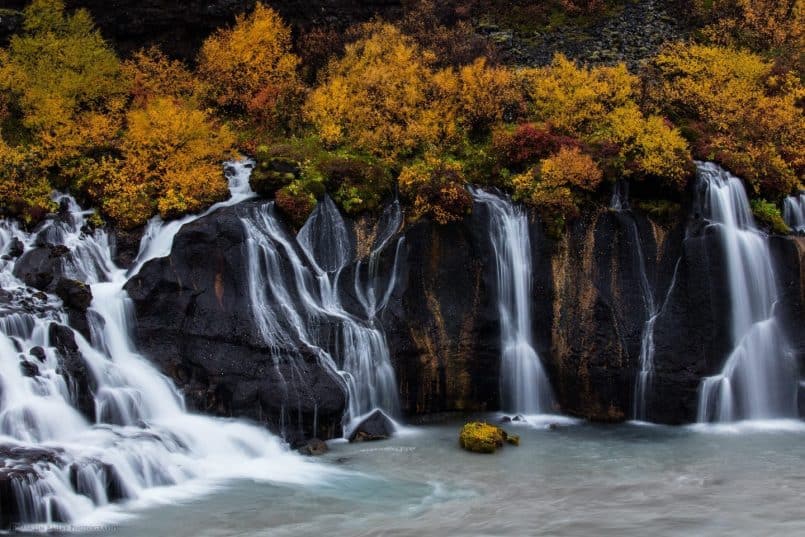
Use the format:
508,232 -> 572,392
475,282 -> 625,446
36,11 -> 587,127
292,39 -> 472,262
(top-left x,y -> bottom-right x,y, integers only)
298,438 -> 329,456
348,410 -> 395,443
459,422 -> 517,454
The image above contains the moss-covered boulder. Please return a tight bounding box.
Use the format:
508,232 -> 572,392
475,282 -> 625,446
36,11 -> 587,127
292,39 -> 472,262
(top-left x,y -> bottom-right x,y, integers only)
459,422 -> 518,453
250,156 -> 301,198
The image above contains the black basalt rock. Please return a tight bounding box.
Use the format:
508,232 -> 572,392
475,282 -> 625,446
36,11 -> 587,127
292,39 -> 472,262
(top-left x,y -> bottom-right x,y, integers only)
125,201 -> 348,443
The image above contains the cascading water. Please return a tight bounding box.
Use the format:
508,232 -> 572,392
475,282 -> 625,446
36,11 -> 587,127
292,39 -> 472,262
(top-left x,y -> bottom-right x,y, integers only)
471,188 -> 554,415
695,162 -> 798,423
609,181 -> 682,421
783,193 -> 805,233
240,196 -> 403,431
0,161 -> 331,529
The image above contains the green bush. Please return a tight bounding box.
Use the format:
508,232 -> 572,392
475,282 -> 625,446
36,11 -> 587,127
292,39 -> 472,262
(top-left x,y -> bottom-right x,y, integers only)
751,199 -> 790,234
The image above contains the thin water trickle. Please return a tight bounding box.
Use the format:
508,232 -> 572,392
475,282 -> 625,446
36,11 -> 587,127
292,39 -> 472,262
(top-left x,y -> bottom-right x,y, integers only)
471,188 -> 554,414
783,193 -> 805,232
695,162 -> 798,422
609,182 -> 681,421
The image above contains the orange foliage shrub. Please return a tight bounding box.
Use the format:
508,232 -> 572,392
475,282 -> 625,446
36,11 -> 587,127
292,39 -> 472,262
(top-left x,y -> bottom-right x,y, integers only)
0,136 -> 53,223
691,0 -> 803,58
512,146 -> 602,233
458,57 -> 523,134
399,0 -> 495,67
305,22 -> 460,160
519,54 -> 637,137
398,156 -> 472,224
123,47 -> 200,108
648,43 -> 804,198
518,54 -> 692,190
96,98 -> 235,228
198,3 -> 303,128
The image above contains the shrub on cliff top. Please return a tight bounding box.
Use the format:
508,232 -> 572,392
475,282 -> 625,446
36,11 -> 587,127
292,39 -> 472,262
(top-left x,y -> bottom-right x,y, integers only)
513,146 -> 603,237
0,0 -> 124,133
647,42 -> 804,199
398,155 -> 472,224
198,2 -> 303,130
304,22 -> 459,160
91,97 -> 235,229
519,55 -> 692,191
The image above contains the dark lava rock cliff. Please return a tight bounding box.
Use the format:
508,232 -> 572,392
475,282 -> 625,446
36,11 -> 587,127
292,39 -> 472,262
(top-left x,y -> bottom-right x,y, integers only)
121,193 -> 805,441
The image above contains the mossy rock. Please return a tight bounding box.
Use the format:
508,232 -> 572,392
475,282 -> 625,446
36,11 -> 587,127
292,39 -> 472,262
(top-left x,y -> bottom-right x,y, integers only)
459,422 -> 517,454
250,157 -> 301,198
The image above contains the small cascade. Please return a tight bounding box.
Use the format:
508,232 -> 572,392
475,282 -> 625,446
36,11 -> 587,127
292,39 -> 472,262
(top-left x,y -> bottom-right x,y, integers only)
130,160 -> 255,274
0,160 -> 327,529
695,162 -> 797,422
608,180 -> 680,421
783,193 -> 805,233
471,188 -> 554,414
240,196 -> 403,430
609,185 -> 659,420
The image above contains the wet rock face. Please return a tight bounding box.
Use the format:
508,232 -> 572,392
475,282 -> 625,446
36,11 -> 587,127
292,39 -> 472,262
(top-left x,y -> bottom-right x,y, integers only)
384,206 -> 502,416
125,201 -> 348,445
122,195 -> 805,435
50,322 -> 97,421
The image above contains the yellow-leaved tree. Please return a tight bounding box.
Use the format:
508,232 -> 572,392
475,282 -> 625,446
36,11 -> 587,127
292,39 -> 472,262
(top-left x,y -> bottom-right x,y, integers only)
304,22 -> 459,160
197,3 -> 303,129
457,57 -> 523,135
648,42 -> 804,198
0,0 -> 124,133
519,54 -> 691,190
96,97 -> 235,229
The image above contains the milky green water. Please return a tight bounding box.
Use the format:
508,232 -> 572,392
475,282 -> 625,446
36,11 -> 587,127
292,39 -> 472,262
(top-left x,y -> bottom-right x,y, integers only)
58,415 -> 805,537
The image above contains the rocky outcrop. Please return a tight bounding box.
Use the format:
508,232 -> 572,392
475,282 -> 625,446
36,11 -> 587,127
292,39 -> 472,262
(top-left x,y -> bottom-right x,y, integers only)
125,200 -> 347,446
548,208 -> 683,421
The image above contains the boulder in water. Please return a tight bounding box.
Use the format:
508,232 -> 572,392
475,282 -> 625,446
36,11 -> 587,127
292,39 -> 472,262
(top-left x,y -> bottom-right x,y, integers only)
298,438 -> 329,456
459,422 -> 517,453
348,410 -> 395,442
55,278 -> 93,312
7,238 -> 24,258
49,323 -> 96,420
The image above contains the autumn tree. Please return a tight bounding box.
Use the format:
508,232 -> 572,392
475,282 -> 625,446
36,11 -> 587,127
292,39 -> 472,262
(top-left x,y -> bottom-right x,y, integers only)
304,22 -> 460,160
512,146 -> 603,236
398,155 -> 473,224
647,43 -> 804,198
197,3 -> 303,129
458,57 -> 523,135
0,0 -> 124,133
123,47 -> 200,108
94,97 -> 235,228
691,0 -> 803,64
519,54 -> 691,190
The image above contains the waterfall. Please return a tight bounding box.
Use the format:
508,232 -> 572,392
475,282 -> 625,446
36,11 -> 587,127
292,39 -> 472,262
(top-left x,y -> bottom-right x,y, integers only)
783,193 -> 805,233
240,196 -> 403,430
0,161 -> 330,529
695,162 -> 798,422
608,182 -> 682,421
471,188 -> 554,415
